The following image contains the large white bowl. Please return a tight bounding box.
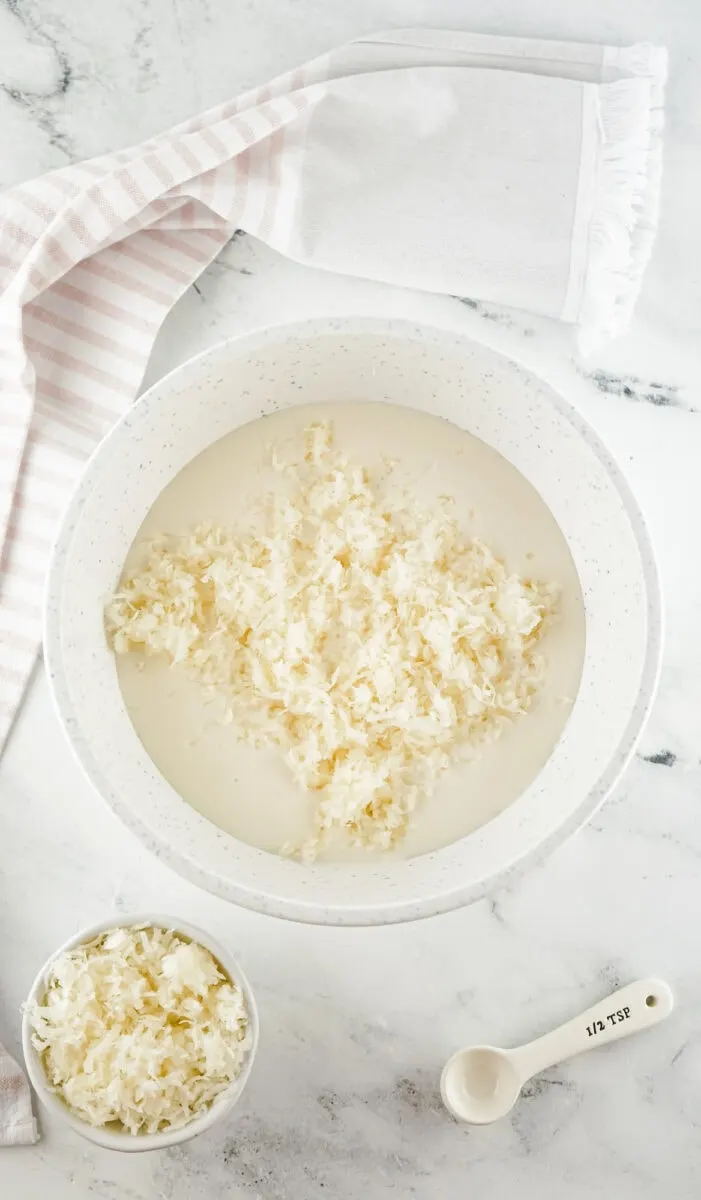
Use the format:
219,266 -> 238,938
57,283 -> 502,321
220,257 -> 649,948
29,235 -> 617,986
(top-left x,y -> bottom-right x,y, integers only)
45,318 -> 662,925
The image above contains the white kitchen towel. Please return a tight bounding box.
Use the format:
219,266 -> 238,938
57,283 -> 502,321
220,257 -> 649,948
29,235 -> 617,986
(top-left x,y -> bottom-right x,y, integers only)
0,1041 -> 39,1145
0,29 -> 667,749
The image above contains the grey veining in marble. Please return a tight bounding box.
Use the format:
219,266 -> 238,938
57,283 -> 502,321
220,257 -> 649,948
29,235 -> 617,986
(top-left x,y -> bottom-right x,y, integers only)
1,1 -> 701,1197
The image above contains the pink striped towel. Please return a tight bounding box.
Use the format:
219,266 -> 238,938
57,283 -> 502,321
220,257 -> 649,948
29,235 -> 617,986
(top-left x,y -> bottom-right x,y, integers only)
0,1041 -> 38,1145
0,29 -> 666,749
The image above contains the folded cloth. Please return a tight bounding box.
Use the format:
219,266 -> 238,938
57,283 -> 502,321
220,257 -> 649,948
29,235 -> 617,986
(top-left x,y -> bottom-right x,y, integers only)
0,1041 -> 39,1145
0,29 -> 667,749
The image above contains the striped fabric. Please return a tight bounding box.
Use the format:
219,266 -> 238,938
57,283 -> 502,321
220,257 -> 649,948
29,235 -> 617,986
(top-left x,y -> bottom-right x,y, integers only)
0,54 -> 327,747
0,30 -> 666,750
0,1040 -> 38,1145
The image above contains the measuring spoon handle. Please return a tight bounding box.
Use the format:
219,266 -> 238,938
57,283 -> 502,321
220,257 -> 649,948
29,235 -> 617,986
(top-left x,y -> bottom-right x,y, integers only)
511,978 -> 674,1082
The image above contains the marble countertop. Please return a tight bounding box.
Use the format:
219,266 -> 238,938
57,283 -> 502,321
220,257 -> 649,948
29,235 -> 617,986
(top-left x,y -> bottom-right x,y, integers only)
2,2 -> 700,1197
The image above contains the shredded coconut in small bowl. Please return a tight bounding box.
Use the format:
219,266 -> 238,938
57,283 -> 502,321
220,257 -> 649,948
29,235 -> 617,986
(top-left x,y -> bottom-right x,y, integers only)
26,925 -> 251,1135
106,421 -> 557,858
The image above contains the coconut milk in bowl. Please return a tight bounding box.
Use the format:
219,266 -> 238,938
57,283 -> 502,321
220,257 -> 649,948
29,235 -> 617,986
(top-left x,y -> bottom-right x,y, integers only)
45,318 -> 661,923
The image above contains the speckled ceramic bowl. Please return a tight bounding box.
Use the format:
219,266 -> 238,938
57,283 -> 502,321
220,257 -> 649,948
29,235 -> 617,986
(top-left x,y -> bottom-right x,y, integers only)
44,318 -> 662,925
21,913 -> 259,1152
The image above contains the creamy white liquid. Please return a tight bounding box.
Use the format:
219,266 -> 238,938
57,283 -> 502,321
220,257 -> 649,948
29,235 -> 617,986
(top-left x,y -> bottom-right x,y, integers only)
116,402 -> 585,861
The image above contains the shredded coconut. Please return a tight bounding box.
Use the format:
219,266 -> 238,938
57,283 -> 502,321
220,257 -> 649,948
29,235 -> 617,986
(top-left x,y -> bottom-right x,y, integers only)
107,422 -> 556,857
27,925 -> 251,1135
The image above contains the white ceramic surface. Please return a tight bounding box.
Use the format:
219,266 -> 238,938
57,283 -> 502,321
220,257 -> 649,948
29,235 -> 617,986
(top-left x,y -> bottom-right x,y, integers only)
44,317 -> 662,925
21,914 -> 259,1153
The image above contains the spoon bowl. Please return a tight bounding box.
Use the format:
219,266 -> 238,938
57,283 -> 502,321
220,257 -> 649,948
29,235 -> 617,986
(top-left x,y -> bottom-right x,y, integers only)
441,1046 -> 521,1124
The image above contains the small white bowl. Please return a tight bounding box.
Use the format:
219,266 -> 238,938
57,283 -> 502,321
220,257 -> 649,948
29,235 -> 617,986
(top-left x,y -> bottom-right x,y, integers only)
21,914 -> 259,1153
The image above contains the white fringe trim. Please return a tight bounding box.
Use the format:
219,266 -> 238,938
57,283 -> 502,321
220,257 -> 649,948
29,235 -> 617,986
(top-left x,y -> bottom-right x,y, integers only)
577,44 -> 667,355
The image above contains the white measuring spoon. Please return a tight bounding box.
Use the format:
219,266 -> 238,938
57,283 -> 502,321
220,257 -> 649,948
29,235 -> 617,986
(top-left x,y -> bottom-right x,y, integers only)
441,977 -> 674,1125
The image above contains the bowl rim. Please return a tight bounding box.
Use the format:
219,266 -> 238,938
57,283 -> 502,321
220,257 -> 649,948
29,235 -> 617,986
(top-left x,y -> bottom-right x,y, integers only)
21,913 -> 259,1153
44,316 -> 664,925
